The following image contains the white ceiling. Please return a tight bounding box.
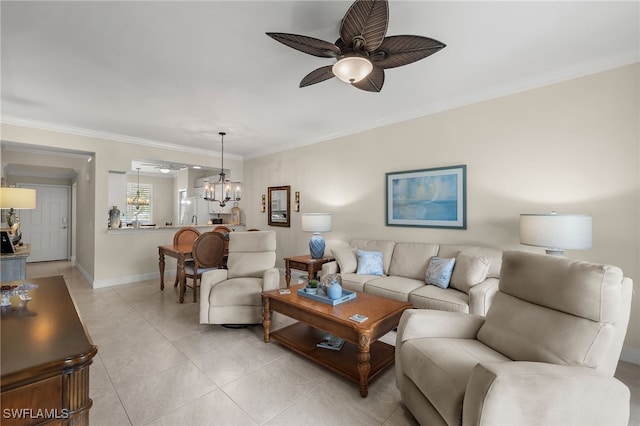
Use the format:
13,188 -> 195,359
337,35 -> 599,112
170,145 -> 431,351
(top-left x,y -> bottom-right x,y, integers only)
1,1 -> 638,160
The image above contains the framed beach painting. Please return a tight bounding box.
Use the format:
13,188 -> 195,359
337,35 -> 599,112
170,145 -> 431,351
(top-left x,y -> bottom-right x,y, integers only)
386,165 -> 467,229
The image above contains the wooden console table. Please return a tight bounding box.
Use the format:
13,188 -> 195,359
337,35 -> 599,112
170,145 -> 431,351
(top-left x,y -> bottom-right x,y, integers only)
284,254 -> 335,288
1,275 -> 97,426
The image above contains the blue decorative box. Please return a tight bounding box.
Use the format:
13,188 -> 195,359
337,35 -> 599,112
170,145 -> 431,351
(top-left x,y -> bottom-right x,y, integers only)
297,288 -> 357,306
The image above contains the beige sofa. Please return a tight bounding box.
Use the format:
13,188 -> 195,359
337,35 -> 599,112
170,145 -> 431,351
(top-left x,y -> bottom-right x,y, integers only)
321,239 -> 503,316
395,250 -> 633,425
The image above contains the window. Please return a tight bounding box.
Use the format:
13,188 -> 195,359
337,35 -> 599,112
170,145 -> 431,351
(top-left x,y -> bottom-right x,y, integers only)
123,183 -> 153,224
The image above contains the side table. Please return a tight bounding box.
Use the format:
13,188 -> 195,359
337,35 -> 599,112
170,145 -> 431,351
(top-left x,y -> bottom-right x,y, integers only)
284,254 -> 335,288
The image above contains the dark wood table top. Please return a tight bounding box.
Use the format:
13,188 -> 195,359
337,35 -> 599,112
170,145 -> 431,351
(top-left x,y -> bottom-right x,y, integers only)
263,284 -> 411,331
1,275 -> 97,389
158,243 -> 194,256
284,254 -> 334,263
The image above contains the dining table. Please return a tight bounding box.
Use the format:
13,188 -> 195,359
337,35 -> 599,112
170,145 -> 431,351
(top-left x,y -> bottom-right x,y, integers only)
158,243 -> 194,303
158,233 -> 230,303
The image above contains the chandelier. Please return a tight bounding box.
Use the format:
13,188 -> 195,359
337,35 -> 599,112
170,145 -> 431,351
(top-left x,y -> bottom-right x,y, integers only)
203,132 -> 242,207
127,168 -> 150,210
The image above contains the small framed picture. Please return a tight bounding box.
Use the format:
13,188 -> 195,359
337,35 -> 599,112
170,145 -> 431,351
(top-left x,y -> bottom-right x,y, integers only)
386,165 -> 467,229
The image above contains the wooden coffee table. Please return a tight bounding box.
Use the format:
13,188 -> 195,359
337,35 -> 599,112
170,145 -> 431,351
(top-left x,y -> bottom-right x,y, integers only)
262,284 -> 411,397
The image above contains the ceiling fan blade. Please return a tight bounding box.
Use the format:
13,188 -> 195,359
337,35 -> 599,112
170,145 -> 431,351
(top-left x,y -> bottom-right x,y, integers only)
351,66 -> 384,92
266,32 -> 340,58
340,0 -> 388,52
300,66 -> 335,88
370,35 -> 446,69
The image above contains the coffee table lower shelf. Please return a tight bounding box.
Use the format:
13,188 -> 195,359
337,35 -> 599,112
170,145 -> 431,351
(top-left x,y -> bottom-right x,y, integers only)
270,322 -> 395,387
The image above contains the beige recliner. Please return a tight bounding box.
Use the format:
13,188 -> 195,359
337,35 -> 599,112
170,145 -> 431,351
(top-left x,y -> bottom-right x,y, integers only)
199,231 -> 279,325
396,250 -> 632,426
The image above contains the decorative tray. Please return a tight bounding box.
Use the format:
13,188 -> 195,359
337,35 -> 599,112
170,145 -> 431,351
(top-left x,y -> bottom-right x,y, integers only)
297,288 -> 357,306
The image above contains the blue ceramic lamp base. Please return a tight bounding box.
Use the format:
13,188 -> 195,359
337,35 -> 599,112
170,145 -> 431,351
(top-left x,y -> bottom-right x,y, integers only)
309,233 -> 325,259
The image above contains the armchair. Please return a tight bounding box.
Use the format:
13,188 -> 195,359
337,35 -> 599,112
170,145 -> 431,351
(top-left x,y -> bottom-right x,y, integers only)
396,250 -> 632,426
200,231 -> 279,325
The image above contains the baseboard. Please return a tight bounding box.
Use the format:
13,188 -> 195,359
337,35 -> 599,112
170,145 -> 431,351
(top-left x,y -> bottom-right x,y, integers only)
92,270 -> 176,289
74,263 -> 94,287
620,345 -> 640,365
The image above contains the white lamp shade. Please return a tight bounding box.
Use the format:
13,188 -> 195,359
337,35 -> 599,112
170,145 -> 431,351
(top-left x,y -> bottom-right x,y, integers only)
332,56 -> 373,83
0,188 -> 36,209
520,214 -> 592,250
301,213 -> 332,233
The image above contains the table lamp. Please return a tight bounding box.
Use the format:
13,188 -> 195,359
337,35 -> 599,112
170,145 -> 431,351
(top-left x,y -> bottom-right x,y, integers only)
0,187 -> 37,244
520,211 -> 592,255
301,213 -> 332,259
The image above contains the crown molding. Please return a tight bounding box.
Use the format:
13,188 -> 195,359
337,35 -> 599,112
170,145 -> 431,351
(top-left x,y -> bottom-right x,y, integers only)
1,116 -> 244,161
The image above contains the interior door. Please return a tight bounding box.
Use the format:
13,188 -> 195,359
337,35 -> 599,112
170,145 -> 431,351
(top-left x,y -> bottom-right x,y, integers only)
18,184 -> 70,262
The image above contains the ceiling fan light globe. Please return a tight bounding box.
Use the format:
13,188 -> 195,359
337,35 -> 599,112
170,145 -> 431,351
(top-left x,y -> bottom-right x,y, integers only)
159,167 -> 171,174
332,56 -> 373,84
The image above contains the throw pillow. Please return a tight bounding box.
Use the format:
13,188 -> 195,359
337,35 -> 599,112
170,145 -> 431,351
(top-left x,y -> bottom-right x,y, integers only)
356,250 -> 384,276
425,257 -> 456,289
450,251 -> 492,293
331,247 -> 358,273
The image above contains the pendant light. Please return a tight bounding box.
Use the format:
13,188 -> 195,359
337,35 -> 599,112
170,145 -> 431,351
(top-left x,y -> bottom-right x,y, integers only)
127,168 -> 150,210
203,132 -> 242,207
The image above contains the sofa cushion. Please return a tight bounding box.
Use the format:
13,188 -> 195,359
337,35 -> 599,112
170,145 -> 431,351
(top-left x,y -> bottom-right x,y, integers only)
409,285 -> 470,313
478,292 -> 615,368
340,273 -> 379,292
350,239 -> 395,275
356,249 -> 384,275
438,244 -> 502,279
450,251 -> 492,294
363,276 -> 425,302
425,257 -> 456,288
208,277 -> 263,306
399,337 -> 510,426
332,247 -> 358,273
388,242 -> 439,280
228,251 -> 276,279
499,250 -> 624,322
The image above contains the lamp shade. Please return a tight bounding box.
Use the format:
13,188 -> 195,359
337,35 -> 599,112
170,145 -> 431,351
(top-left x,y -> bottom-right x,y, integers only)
332,56 -> 373,83
301,213 -> 332,233
520,213 -> 592,255
0,188 -> 36,209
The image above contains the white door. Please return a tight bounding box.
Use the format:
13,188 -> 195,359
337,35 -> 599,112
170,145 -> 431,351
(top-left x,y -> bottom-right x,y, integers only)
19,184 -> 70,262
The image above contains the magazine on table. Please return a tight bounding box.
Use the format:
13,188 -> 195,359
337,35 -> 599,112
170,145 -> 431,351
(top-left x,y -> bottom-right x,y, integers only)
316,334 -> 345,351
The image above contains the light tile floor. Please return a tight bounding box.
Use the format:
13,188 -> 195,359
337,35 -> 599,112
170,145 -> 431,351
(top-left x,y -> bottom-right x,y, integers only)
25,261 -> 640,426
25,261 -> 418,426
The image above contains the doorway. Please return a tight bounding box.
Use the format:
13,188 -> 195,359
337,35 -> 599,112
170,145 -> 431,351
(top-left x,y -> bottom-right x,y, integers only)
18,184 -> 70,262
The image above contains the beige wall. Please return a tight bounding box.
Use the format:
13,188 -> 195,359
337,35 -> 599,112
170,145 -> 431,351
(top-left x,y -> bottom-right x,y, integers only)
244,64 -> 640,353
0,125 -> 244,286
0,63 -> 637,356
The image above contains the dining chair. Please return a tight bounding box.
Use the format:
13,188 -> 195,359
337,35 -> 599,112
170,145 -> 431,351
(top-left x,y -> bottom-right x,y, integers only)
183,231 -> 226,303
213,225 -> 232,268
172,227 -> 200,288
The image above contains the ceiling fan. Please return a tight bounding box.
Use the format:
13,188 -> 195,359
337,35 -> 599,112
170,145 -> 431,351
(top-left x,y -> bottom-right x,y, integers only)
139,162 -> 187,174
266,0 -> 445,92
